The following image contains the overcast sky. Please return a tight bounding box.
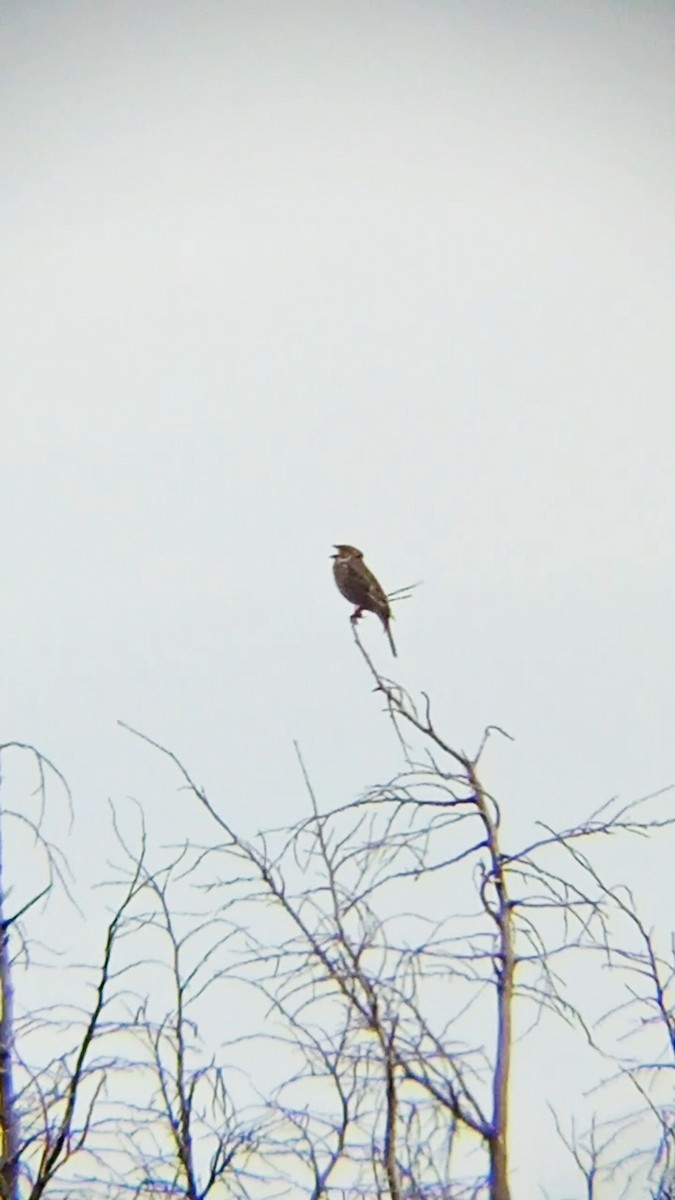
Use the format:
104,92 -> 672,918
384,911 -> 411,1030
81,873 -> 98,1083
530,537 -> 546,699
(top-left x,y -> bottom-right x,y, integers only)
2,1 -> 675,1195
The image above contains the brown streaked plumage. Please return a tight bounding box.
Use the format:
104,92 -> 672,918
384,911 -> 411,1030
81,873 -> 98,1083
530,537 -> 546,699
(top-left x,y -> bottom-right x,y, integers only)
331,544 -> 397,657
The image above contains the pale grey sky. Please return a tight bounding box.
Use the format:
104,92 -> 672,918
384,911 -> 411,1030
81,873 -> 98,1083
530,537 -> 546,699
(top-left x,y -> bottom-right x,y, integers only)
2,1 -> 675,1196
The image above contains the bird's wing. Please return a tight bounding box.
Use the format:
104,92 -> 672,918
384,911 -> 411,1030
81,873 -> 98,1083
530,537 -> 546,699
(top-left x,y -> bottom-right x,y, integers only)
364,568 -> 390,613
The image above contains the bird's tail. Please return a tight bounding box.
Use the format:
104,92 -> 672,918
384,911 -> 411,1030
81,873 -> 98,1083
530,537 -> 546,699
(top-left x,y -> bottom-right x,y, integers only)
384,619 -> 397,657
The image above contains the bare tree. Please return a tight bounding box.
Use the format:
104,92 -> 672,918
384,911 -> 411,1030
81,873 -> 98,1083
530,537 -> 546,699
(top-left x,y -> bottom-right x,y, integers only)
0,744 -> 149,1200
1,745 -> 260,1200
118,629 -> 675,1200
549,843 -> 675,1199
3,622 -> 673,1199
103,821 -> 260,1199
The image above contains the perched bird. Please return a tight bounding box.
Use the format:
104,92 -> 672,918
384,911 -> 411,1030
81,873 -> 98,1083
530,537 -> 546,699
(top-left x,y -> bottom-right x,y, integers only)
331,544 -> 397,657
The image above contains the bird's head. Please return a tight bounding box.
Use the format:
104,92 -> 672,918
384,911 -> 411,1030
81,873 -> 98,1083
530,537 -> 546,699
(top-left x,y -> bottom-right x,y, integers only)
331,544 -> 363,560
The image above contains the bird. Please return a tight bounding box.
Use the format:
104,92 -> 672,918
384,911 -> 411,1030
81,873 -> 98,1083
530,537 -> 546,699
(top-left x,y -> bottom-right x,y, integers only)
331,544 -> 397,656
